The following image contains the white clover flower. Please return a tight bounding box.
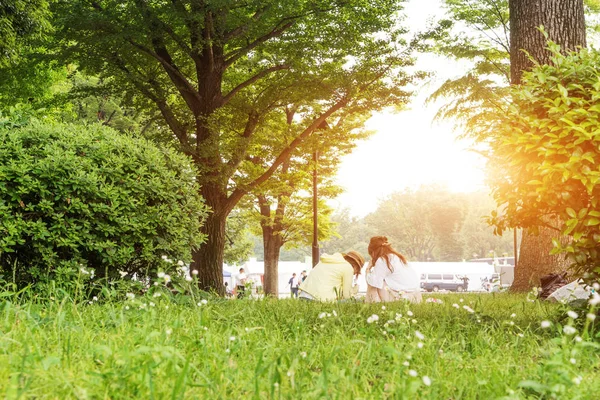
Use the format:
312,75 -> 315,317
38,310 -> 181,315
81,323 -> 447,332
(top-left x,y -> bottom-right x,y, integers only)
408,370 -> 418,377
153,292 -> 161,298
332,310 -> 338,317
300,352 -> 307,358
381,305 -> 386,310
422,376 -> 432,386
192,270 -> 199,275
459,298 -> 464,303
417,342 -> 424,349
229,336 -> 236,341
203,326 -> 208,331
403,361 -> 410,367
452,303 -> 459,309
567,311 -> 579,319
415,331 -> 425,340
225,348 -> 230,353
572,376 -> 582,385
153,282 -> 159,286
185,276 -> 193,282
163,274 -> 171,283
383,330 -> 388,335
273,382 -> 279,388
125,306 -> 129,310
367,314 -> 380,324
593,282 -> 600,291
541,320 -> 551,329
92,296 -> 98,302
157,272 -> 165,278
587,313 -> 596,321
590,293 -> 600,306
201,299 -> 208,305
395,313 -> 403,320
563,325 -> 577,335
412,319 -> 417,324
407,311 -> 413,316
126,292 -> 135,300
327,313 -> 332,317
149,302 -> 155,307
438,349 -> 443,354
462,305 -> 475,313
510,313 -> 516,318
570,358 -> 576,364
318,312 -> 327,319
287,371 -> 292,377
509,321 -> 514,326
575,336 -> 582,342
80,267 -> 89,275
88,301 -> 93,305
177,260 -> 185,266
119,270 -> 127,278
165,328 -> 172,335
161,255 -> 168,260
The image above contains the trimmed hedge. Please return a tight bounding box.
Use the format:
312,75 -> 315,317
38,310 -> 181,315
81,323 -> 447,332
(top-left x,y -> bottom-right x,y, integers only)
0,122 -> 207,285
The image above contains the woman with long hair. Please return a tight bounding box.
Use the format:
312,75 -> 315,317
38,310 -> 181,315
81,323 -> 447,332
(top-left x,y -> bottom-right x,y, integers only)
365,236 -> 421,303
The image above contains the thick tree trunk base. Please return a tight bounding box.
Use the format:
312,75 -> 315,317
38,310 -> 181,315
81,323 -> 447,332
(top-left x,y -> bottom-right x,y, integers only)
192,212 -> 226,296
511,226 -> 570,292
263,235 -> 282,297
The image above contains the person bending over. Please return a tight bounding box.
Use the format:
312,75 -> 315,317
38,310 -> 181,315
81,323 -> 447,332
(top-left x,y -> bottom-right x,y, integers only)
299,251 -> 364,302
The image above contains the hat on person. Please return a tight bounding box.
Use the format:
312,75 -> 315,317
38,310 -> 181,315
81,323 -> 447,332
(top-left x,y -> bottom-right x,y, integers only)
342,250 -> 365,270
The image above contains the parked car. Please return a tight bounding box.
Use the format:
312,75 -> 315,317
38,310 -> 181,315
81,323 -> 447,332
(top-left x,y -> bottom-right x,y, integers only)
420,273 -> 469,292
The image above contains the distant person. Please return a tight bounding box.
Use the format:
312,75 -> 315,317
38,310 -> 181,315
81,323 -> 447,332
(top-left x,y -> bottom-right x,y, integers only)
365,236 -> 421,304
224,282 -> 233,298
301,270 -> 308,283
289,273 -> 300,298
236,268 -> 247,299
299,251 -> 365,301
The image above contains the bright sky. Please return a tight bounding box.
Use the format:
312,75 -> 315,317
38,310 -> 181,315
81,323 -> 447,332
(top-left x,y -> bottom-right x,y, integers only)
333,0 -> 488,216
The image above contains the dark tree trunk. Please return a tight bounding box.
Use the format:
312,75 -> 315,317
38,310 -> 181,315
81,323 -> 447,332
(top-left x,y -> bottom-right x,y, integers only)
509,0 -> 586,290
510,0 -> 586,85
192,183 -> 228,296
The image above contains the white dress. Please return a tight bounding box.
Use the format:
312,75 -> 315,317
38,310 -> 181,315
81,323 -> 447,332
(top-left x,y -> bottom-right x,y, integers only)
366,254 -> 420,301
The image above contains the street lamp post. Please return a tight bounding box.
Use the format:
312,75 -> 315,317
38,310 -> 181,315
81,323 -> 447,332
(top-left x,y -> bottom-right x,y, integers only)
312,120 -> 329,268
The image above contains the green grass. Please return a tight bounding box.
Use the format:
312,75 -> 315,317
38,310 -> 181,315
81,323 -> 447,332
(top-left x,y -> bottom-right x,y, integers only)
1,293 -> 599,399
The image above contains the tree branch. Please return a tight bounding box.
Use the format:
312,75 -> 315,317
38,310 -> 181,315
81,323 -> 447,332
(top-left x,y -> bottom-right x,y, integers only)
221,64 -> 289,105
224,21 -> 295,67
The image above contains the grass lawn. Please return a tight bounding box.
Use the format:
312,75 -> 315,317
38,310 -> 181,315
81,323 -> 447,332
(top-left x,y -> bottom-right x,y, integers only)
1,292 -> 598,399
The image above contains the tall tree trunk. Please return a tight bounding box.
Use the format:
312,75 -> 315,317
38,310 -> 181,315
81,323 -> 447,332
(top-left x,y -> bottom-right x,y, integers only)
509,0 -> 586,290
263,228 -> 283,297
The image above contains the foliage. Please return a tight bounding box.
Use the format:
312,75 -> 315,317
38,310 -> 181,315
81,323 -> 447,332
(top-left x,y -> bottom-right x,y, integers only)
0,0 -> 51,65
1,290 -> 599,398
224,209 -> 254,266
485,44 -> 600,284
0,121 -> 207,287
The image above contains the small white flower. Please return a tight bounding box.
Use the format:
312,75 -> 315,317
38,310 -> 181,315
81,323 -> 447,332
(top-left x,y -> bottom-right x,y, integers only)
225,348 -> 230,353
300,352 -> 307,358
245,328 -> 249,332
510,313 -> 516,318
383,330 -> 388,335
587,313 -> 596,321
415,331 -> 425,340
273,382 -> 279,388
381,306 -> 386,310
412,319 -> 417,324
462,305 -> 474,313
367,314 -> 380,324
417,342 -> 424,349
575,336 -> 582,342
459,298 -> 464,303
408,369 -> 418,377
119,270 -> 127,278
567,311 -> 578,319
407,311 -> 414,316
126,293 -> 135,300
318,312 -> 327,319
92,296 -> 98,301
163,274 -> 171,283
125,306 -> 129,310
517,333 -> 524,337
201,299 -> 208,305
563,325 -> 577,335
192,270 -> 199,275
332,310 -> 338,317
185,276 -> 193,282
403,361 -> 410,367
327,313 -> 332,317
541,320 -> 551,329
452,303 -> 459,309
287,371 -> 292,377
203,326 -> 208,331
80,267 -> 89,275
229,336 -> 236,341
509,321 -> 514,326
157,272 -> 165,278
572,376 -> 582,385
589,293 -> 600,306
166,328 -> 172,335
395,313 -> 403,320
422,376 -> 431,386
177,260 -> 185,266
149,302 -> 155,307
154,282 -> 159,286
161,255 -> 168,261
88,301 -> 93,305
593,282 -> 600,291
153,292 -> 161,298
438,349 -> 444,354
569,358 -> 576,364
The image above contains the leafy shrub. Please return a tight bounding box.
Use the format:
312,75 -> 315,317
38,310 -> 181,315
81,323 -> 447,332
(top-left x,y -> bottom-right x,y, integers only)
0,121 -> 207,287
485,43 -> 600,283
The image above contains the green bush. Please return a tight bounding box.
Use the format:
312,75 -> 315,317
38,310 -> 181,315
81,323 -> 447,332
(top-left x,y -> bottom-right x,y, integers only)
485,43 -> 600,283
0,121 -> 207,286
